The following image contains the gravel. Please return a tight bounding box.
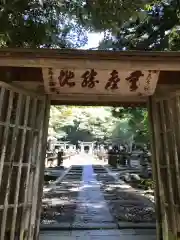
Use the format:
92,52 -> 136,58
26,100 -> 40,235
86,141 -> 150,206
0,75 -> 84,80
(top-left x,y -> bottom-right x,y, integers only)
41,167 -> 83,226
93,166 -> 156,223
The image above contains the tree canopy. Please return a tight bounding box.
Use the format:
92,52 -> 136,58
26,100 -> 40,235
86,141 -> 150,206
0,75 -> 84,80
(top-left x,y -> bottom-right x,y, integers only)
112,107 -> 149,144
49,105 -> 149,146
98,0 -> 180,51
49,106 -> 118,144
0,0 -> 170,48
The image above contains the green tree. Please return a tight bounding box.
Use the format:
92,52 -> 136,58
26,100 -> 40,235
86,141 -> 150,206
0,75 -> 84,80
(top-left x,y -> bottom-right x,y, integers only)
0,0 -> 88,47
98,1 -> 180,51
109,119 -> 133,143
48,106 -> 75,138
112,107 -> 149,145
49,106 -> 117,143
0,0 -> 159,48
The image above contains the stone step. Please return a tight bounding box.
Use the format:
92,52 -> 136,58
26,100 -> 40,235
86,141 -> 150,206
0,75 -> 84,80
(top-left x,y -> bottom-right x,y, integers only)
118,222 -> 156,229
72,222 -> 118,229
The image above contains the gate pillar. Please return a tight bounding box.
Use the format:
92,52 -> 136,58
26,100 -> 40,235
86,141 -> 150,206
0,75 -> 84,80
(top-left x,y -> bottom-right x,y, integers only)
148,91 -> 180,240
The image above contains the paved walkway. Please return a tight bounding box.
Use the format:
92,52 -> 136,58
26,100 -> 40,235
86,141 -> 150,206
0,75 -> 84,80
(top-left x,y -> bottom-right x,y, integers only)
73,156 -> 116,229
40,154 -> 156,240
40,229 -> 156,240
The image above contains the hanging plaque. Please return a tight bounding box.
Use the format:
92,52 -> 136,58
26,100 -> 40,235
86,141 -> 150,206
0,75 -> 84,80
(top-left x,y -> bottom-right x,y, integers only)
42,68 -> 159,96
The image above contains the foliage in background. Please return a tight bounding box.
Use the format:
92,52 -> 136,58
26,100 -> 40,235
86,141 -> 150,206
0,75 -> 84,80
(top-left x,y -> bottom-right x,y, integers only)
0,0 -> 88,47
112,107 -> 149,144
0,0 -> 165,48
98,0 -> 180,51
49,105 -> 149,145
49,106 -> 119,144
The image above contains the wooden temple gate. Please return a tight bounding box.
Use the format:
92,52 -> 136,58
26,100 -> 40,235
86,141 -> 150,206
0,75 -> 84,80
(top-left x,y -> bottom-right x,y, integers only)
0,49 -> 180,239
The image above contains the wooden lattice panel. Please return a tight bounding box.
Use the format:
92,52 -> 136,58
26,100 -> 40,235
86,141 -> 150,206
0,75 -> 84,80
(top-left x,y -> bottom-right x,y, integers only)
149,91 -> 180,240
0,82 -> 49,240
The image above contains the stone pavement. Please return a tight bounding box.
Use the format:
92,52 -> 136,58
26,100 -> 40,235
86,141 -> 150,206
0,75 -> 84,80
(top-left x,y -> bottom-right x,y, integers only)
40,229 -> 156,240
72,158 -> 117,229
40,153 -> 156,240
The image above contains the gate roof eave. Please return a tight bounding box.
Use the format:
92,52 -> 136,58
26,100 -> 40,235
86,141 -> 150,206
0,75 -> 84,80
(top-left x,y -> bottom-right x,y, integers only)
0,48 -> 179,71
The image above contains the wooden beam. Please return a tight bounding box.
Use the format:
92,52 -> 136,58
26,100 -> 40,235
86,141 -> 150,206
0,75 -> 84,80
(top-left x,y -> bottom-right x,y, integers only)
147,97 -> 163,240
0,48 -> 180,71
49,93 -> 147,103
51,100 -> 147,107
153,85 -> 180,100
0,67 -> 43,82
158,71 -> 180,84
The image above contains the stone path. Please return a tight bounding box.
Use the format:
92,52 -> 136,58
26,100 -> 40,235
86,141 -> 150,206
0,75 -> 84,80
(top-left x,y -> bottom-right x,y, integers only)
40,229 -> 156,240
73,161 -> 117,229
40,154 -> 156,240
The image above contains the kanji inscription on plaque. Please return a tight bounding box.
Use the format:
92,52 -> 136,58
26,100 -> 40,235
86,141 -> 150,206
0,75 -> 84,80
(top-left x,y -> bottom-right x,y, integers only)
58,70 -> 75,88
105,70 -> 120,90
126,71 -> 144,92
81,69 -> 99,88
43,68 -> 159,96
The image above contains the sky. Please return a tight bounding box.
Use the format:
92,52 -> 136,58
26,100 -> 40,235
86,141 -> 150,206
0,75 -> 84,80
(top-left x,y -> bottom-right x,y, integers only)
80,32 -> 104,49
